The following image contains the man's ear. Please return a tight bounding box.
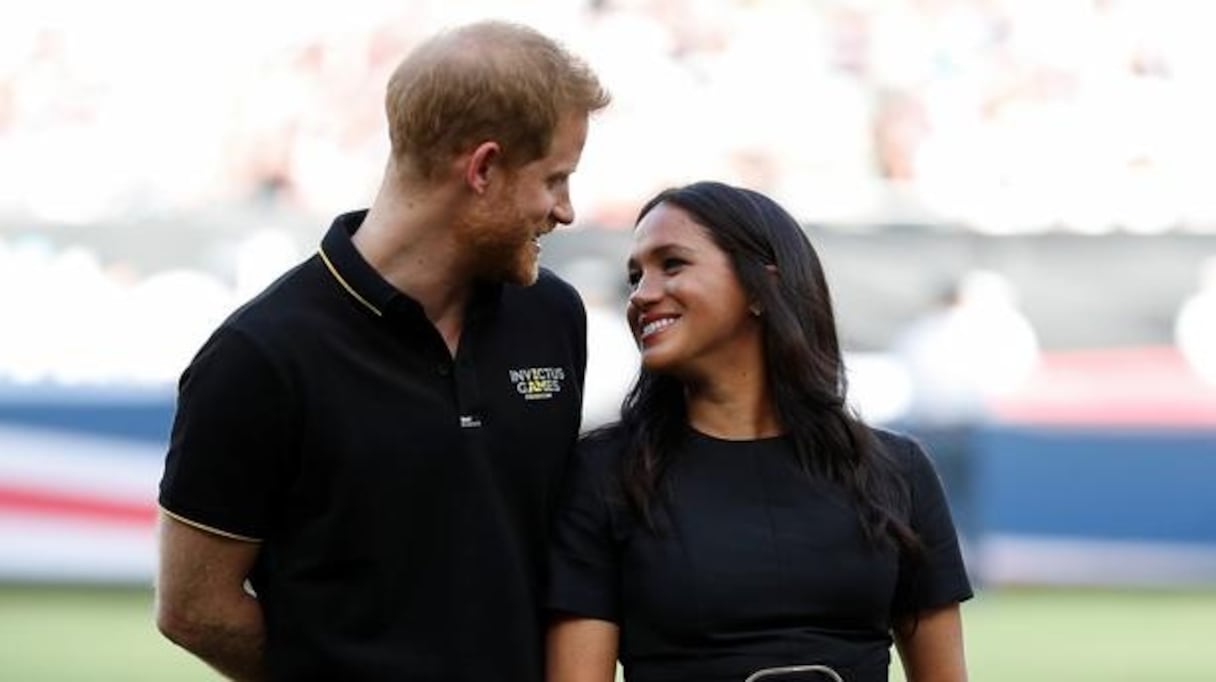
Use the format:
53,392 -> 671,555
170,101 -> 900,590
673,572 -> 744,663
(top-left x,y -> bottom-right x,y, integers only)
464,141 -> 501,195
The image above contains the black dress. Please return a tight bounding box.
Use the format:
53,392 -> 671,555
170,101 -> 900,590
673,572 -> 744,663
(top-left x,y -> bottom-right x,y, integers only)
548,428 -> 972,682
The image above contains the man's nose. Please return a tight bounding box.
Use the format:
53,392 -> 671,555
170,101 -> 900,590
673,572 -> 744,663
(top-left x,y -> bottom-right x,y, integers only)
552,193 -> 574,226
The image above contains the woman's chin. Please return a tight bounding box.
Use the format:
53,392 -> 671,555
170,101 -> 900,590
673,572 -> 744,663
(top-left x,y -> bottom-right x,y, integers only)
639,348 -> 683,375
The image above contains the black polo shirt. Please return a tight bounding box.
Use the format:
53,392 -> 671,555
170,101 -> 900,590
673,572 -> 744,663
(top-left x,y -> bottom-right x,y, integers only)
160,210 -> 587,681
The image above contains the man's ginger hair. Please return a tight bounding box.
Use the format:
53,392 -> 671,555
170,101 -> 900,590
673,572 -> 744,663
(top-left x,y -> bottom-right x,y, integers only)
386,21 -> 610,181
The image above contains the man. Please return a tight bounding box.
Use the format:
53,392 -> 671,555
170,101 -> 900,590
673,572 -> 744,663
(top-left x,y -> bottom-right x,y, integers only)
155,21 -> 610,680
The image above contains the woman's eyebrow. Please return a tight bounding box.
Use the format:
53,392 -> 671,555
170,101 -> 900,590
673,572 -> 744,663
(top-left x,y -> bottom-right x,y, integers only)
629,243 -> 697,263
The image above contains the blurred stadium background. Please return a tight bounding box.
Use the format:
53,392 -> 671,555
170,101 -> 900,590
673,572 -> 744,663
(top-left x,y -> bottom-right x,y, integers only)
2,0 -> 1215,679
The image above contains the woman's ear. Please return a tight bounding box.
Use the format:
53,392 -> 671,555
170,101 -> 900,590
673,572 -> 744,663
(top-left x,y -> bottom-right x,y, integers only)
748,265 -> 779,317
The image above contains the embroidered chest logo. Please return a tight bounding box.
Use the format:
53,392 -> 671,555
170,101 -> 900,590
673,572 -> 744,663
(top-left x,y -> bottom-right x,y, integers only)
509,366 -> 566,401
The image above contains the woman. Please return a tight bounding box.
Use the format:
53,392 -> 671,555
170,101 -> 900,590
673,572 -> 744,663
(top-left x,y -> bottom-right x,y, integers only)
547,182 -> 971,682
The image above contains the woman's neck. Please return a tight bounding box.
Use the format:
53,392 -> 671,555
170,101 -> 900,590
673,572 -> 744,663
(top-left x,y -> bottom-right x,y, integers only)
684,364 -> 781,441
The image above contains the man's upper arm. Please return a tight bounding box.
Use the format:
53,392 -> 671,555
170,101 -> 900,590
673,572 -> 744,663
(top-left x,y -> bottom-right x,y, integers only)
156,512 -> 269,681
156,511 -> 262,624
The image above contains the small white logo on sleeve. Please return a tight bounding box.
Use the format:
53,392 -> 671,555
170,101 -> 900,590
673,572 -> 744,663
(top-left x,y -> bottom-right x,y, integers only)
509,366 -> 566,401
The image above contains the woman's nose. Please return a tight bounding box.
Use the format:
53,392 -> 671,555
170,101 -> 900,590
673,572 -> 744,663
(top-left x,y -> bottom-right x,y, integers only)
628,272 -> 661,310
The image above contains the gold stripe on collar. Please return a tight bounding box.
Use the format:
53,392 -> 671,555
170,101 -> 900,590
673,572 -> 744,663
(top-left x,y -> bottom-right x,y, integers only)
318,247 -> 383,317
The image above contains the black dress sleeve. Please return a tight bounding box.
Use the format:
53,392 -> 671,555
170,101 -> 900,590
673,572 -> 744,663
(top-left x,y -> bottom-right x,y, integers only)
547,435 -> 621,622
158,326 -> 293,540
894,436 -> 974,614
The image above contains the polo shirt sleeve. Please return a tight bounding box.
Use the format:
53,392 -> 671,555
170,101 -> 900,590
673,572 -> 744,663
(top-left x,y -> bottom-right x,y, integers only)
159,326 -> 293,541
894,437 -> 974,614
548,437 -> 620,622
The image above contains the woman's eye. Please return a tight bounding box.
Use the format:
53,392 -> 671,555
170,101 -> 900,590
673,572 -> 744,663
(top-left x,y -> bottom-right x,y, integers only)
627,271 -> 641,287
662,258 -> 686,271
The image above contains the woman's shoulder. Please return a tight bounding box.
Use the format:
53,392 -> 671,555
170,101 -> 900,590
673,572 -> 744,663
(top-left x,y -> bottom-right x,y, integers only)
868,425 -> 932,473
869,425 -> 915,452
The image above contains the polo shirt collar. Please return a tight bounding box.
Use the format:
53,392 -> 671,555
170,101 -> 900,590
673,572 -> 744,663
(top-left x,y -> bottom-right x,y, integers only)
319,210 -> 398,317
318,209 -> 503,320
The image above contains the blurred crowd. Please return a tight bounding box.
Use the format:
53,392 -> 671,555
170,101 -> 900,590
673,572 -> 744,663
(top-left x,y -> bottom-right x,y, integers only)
0,229 -> 300,387
3,0 -> 1216,404
3,0 -> 1216,232
4,225 -> 1215,434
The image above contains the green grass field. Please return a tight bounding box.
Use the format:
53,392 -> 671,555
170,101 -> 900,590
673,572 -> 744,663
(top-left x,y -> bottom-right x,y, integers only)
1,584 -> 1213,680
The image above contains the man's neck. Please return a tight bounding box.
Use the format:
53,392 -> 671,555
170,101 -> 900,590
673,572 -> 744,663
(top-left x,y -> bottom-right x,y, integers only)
352,176 -> 474,354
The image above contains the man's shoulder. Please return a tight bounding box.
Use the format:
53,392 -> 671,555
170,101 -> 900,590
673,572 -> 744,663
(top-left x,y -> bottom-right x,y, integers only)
522,266 -> 583,300
507,268 -> 583,310
221,258 -> 325,340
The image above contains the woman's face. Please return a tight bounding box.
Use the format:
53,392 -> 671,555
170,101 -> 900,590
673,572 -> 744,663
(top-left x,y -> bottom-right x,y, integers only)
626,202 -> 761,378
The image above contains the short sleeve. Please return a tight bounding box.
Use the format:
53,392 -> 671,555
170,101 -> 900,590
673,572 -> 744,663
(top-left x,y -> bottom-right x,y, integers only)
159,327 -> 294,540
547,438 -> 621,622
894,437 -> 974,613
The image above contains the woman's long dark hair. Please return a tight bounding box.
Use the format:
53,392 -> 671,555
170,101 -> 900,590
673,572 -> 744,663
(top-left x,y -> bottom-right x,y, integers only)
617,181 -> 921,555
